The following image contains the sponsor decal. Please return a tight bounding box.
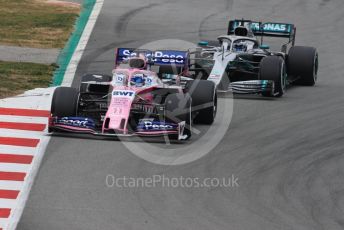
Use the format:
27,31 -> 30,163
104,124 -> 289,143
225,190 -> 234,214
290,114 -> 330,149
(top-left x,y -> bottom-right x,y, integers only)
113,73 -> 126,85
233,22 -> 290,33
117,48 -> 187,65
112,97 -> 131,107
137,121 -> 177,131
251,23 -> 287,32
113,90 -> 135,97
55,117 -> 95,128
154,51 -> 185,64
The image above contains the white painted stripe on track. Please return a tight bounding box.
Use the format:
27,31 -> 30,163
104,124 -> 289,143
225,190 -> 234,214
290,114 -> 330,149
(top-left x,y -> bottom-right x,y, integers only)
0,129 -> 46,138
0,181 -> 23,191
0,221 -> 8,229
0,199 -> 18,209
62,0 -> 105,86
0,146 -> 36,156
0,163 -> 31,173
0,115 -> 48,124
0,219 -> 9,228
0,87 -> 55,110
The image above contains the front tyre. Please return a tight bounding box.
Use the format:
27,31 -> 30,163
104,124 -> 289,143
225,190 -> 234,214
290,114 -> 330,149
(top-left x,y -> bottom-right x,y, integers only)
165,93 -> 192,140
259,56 -> 286,97
287,46 -> 318,86
51,87 -> 79,117
185,80 -> 217,124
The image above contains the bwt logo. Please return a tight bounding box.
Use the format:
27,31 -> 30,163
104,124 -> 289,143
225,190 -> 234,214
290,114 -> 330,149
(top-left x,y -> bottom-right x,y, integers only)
113,90 -> 135,97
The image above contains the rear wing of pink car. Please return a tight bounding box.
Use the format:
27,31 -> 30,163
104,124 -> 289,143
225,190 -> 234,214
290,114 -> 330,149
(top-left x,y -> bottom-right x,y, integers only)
115,48 -> 189,68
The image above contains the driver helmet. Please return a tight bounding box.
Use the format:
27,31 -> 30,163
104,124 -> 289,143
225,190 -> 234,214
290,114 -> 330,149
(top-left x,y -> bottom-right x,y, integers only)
233,42 -> 248,52
131,74 -> 145,87
128,54 -> 147,69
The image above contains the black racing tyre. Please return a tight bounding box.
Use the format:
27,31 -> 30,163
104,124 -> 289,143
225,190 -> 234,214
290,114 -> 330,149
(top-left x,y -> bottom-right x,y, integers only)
80,74 -> 112,92
259,56 -> 286,97
165,93 -> 192,140
51,87 -> 79,117
287,46 -> 318,86
185,80 -> 217,124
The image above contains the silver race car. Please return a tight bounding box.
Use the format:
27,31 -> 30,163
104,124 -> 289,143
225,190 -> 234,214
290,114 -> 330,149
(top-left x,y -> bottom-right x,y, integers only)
191,19 -> 318,97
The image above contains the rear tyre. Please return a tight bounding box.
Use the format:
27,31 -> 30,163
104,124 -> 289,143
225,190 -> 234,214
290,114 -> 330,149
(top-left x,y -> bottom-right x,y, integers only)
185,80 -> 217,124
259,56 -> 286,97
165,93 -> 192,140
287,46 -> 318,86
80,74 -> 112,92
51,87 -> 79,117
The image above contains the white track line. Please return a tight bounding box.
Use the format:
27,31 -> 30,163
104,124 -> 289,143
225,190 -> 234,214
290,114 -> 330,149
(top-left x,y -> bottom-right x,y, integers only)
62,0 -> 105,86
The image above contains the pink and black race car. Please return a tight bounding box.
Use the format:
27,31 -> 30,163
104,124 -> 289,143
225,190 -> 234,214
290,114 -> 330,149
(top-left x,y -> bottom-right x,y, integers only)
49,48 -> 217,140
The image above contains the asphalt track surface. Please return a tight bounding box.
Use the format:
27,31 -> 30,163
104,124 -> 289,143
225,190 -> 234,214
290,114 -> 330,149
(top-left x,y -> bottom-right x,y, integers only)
18,0 -> 344,229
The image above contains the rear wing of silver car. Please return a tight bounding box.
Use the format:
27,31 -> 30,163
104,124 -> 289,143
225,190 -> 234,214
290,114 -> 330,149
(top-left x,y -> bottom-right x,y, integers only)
228,19 -> 295,38
228,19 -> 296,52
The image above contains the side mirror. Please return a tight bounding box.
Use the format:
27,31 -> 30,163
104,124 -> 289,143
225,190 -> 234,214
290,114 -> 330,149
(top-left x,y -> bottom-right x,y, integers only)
198,41 -> 209,47
260,44 -> 270,50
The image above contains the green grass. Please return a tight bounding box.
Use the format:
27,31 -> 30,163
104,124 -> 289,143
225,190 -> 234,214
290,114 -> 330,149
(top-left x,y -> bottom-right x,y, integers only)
0,61 -> 57,98
0,0 -> 81,97
0,0 -> 80,48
